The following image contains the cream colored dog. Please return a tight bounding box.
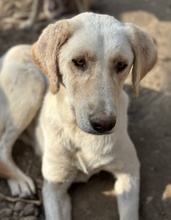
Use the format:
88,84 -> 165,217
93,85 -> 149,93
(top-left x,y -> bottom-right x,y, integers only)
0,13 -> 157,220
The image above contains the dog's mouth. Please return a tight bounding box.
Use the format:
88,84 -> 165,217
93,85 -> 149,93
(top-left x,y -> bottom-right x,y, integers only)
87,129 -> 114,136
78,124 -> 115,135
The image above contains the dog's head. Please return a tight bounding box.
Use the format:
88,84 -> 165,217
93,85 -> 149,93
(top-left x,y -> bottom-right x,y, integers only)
32,12 -> 157,135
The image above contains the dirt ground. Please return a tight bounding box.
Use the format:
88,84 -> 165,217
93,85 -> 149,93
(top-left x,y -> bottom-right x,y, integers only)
1,0 -> 171,219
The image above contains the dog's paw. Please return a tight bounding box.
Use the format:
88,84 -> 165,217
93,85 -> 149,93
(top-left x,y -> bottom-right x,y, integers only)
7,175 -> 36,198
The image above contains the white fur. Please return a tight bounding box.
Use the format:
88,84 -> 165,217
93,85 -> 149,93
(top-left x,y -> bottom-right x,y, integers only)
0,12 -> 157,220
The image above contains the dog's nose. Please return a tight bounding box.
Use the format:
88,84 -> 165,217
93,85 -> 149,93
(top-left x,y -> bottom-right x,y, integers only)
90,113 -> 116,133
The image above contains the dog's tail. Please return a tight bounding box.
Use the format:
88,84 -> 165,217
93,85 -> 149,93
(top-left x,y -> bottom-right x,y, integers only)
0,161 -> 13,179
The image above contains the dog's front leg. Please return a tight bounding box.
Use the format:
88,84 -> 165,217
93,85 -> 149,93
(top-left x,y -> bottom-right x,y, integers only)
115,169 -> 140,220
43,179 -> 72,220
108,138 -> 140,220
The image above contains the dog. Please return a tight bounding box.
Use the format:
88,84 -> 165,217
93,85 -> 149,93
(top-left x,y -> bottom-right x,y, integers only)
0,12 -> 157,220
20,0 -> 92,29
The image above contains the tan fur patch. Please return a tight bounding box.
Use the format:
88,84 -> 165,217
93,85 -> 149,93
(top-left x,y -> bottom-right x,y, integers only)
0,161 -> 13,179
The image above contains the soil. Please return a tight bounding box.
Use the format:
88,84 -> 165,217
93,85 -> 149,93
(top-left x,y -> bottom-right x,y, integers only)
0,0 -> 171,219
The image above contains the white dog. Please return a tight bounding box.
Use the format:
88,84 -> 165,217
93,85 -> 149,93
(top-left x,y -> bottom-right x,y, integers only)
0,12 -> 157,220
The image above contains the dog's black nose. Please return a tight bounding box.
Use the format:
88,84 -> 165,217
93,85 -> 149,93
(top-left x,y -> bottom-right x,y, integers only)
90,113 -> 116,133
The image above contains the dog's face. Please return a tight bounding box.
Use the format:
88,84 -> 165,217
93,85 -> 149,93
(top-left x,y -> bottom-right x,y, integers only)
58,20 -> 134,134
32,13 -> 157,135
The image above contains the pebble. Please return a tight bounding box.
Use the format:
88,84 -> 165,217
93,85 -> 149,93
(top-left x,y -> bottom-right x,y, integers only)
19,210 -> 24,217
23,204 -> 35,216
14,201 -> 25,212
13,211 -> 19,217
0,208 -> 12,218
34,207 -> 39,216
20,216 -> 38,220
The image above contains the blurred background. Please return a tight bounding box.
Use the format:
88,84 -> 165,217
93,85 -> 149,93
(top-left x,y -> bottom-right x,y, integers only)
0,0 -> 171,220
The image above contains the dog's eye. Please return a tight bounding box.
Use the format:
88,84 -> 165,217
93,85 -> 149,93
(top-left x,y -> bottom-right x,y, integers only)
116,62 -> 128,73
72,59 -> 86,68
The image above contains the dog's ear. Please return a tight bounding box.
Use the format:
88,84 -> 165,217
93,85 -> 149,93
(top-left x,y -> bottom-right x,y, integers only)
125,23 -> 157,96
31,20 -> 73,94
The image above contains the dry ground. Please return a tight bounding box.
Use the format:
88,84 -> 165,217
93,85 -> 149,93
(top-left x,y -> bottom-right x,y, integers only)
0,0 -> 171,219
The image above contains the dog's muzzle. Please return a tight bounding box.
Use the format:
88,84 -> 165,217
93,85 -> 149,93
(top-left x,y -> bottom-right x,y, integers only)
89,112 -> 116,134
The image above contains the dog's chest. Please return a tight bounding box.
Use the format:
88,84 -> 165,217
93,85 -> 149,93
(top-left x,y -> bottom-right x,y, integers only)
70,135 -> 117,175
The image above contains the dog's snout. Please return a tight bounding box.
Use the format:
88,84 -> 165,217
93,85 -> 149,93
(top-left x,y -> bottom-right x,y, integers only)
90,113 -> 116,133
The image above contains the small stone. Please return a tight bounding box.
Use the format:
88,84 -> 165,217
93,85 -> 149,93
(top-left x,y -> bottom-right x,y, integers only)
7,203 -> 14,210
34,207 -> 39,216
20,216 -> 38,220
23,204 -> 35,216
39,214 -> 45,220
19,210 -> 24,217
0,208 -> 12,217
14,202 -> 25,212
13,211 -> 19,216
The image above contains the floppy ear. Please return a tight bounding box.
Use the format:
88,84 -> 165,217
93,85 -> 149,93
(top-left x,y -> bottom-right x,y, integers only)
125,23 -> 157,96
31,20 -> 73,94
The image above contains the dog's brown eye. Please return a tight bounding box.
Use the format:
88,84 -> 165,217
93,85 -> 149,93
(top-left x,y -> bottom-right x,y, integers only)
72,59 -> 85,68
116,62 -> 127,73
